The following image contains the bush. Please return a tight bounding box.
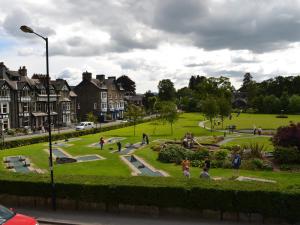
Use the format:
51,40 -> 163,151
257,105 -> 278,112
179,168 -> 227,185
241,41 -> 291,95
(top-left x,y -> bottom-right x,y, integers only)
214,149 -> 228,160
190,160 -> 202,167
6,129 -> 15,136
0,173 -> 299,222
274,146 -> 300,164
158,145 -> 209,164
211,159 -> 232,169
280,164 -> 300,171
0,117 -> 156,150
273,122 -> 300,150
242,142 -> 265,159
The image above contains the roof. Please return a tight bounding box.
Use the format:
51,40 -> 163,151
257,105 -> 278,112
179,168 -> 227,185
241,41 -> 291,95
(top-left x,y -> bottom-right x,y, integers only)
69,90 -> 77,97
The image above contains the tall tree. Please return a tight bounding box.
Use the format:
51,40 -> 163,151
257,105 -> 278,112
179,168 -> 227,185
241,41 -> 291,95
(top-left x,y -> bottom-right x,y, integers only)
87,112 -> 97,126
125,104 -> 144,136
218,98 -> 232,129
116,75 -> 136,96
142,90 -> 156,113
158,101 -> 178,135
158,79 -> 176,101
202,97 -> 219,132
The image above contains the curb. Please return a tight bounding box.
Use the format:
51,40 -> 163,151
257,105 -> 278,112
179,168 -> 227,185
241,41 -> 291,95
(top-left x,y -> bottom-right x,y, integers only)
38,218 -> 80,225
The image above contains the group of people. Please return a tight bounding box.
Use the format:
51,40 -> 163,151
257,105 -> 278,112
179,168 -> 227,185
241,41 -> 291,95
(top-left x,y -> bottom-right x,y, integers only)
98,133 -> 150,152
99,137 -> 122,151
253,126 -> 263,135
182,132 -> 195,148
181,153 -> 242,179
181,157 -> 211,179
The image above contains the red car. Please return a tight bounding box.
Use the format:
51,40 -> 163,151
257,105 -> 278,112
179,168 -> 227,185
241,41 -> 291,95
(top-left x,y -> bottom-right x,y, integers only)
0,205 -> 38,225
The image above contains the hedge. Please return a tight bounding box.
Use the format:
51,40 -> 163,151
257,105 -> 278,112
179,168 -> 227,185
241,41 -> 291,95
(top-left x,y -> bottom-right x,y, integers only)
0,173 -> 299,222
0,118 -> 156,150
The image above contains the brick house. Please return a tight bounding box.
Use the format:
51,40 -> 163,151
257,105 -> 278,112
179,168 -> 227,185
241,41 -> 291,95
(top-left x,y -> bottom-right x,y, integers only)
74,72 -> 125,121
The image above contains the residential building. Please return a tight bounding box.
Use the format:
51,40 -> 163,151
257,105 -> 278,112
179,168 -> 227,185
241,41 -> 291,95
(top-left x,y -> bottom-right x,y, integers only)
74,72 -> 125,121
0,62 -> 76,130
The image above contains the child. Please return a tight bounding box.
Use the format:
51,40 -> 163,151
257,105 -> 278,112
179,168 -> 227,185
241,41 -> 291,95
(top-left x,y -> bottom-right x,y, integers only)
117,141 -> 122,152
99,137 -> 104,150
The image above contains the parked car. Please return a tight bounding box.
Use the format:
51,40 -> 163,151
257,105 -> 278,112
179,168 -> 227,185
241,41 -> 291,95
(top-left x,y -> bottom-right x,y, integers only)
0,204 -> 38,225
75,122 -> 95,130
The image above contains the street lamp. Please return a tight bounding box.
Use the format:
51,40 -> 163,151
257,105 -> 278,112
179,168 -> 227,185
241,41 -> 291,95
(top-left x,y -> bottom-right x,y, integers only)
20,25 -> 56,210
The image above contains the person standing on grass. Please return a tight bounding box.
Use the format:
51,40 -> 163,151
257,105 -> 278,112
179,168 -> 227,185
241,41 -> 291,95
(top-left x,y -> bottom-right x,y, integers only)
99,137 -> 105,150
142,133 -> 146,145
117,141 -> 122,152
204,157 -> 211,171
232,153 -> 241,176
145,134 -> 149,145
182,158 -> 190,178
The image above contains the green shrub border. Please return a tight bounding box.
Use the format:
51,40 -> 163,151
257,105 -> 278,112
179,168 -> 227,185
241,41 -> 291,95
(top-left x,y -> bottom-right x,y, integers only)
0,173 -> 299,222
0,118 -> 156,150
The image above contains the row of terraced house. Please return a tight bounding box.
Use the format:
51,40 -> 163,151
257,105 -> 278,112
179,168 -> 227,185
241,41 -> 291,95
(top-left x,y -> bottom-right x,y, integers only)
0,62 -> 125,130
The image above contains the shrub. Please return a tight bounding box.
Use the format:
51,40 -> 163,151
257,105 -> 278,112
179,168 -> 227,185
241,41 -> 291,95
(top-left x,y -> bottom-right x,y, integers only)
251,158 -> 264,169
151,144 -> 161,152
6,129 -> 15,136
211,159 -> 232,169
280,164 -> 300,171
158,145 -> 209,164
0,117 -> 156,150
242,142 -> 265,159
274,146 -> 300,164
273,122 -> 300,150
190,160 -> 202,167
214,149 -> 228,160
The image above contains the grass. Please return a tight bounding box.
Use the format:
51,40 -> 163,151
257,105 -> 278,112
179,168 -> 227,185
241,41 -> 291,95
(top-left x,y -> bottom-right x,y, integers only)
0,112 -> 299,188
135,145 -> 300,188
211,113 -> 300,130
0,113 -> 214,177
221,135 -> 274,152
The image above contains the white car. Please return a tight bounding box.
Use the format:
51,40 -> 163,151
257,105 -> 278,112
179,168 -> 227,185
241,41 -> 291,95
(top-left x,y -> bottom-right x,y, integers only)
75,122 -> 95,130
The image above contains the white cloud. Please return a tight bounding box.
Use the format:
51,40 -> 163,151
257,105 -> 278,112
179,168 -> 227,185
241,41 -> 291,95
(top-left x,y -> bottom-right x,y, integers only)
1,0 -> 300,93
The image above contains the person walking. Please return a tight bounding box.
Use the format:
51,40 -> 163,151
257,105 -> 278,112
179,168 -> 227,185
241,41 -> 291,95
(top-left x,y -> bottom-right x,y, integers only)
99,137 -> 105,150
232,153 -> 241,176
117,141 -> 122,152
142,133 -> 146,145
145,134 -> 149,145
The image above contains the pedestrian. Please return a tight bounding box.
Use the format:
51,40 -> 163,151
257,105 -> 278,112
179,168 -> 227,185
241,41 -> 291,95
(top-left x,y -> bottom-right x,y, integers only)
117,141 -> 122,152
99,137 -> 104,150
253,128 -> 257,135
200,167 -> 210,179
258,127 -> 262,135
145,134 -> 149,145
181,158 -> 190,178
204,157 -> 211,171
232,153 -> 241,176
142,133 -> 146,145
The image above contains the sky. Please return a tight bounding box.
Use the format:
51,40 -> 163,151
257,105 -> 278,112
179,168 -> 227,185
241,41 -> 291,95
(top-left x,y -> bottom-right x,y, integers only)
1,0 -> 300,93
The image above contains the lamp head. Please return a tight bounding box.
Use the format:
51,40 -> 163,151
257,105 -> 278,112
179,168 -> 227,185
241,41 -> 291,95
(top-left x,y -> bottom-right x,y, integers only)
20,25 -> 34,33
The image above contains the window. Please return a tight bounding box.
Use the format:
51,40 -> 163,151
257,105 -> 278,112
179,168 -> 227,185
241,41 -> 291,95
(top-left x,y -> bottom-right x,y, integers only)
101,92 -> 107,98
94,103 -> 97,110
66,102 -> 70,110
40,89 -> 46,95
77,103 -> 80,109
2,103 -> 8,113
0,90 -> 8,97
23,103 -> 29,112
3,120 -> 9,129
21,90 -> 29,97
101,103 -> 107,109
108,93 -> 112,99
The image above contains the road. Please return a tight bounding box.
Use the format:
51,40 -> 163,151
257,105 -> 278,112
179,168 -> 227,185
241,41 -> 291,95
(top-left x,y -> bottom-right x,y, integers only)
3,115 -> 157,142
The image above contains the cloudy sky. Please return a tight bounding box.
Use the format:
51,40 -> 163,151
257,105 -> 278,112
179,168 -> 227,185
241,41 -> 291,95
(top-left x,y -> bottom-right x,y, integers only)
1,0 -> 300,92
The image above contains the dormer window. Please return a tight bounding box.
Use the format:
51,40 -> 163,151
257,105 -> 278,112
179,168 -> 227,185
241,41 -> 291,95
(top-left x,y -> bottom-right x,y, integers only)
40,89 -> 46,95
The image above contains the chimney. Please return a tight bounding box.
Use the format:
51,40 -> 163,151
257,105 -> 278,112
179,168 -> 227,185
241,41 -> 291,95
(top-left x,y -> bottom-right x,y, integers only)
18,66 -> 27,76
108,76 -> 116,80
82,71 -> 92,81
96,74 -> 105,81
0,62 -> 7,79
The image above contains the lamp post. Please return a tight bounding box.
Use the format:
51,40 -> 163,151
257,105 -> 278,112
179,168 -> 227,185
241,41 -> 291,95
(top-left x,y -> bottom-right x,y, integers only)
20,25 -> 56,210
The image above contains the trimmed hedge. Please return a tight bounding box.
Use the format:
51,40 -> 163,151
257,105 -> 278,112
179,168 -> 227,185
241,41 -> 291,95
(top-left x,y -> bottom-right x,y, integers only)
0,118 -> 156,150
0,173 -> 299,222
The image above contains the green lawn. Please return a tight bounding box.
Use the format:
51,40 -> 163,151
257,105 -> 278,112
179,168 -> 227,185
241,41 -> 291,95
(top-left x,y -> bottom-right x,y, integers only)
135,145 -> 300,188
221,135 -> 274,152
1,112 -> 299,188
211,113 -> 300,130
0,113 -> 213,177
